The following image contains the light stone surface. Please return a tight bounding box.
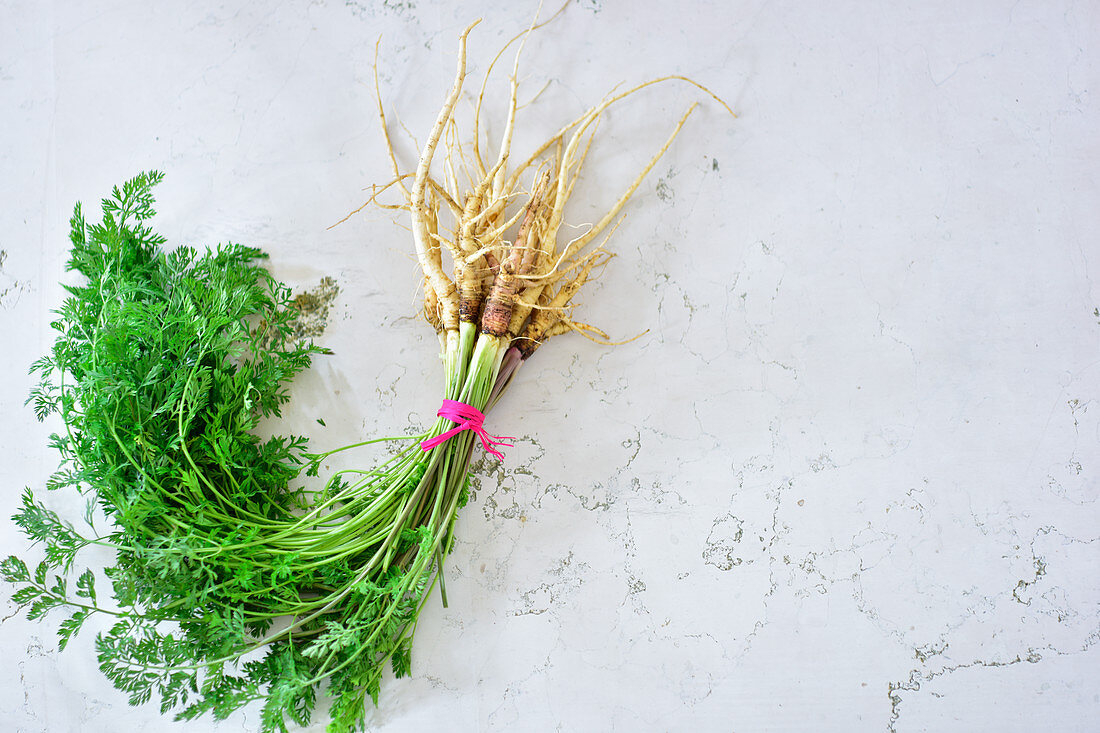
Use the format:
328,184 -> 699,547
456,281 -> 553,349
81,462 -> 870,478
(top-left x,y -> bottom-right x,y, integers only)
1,1 -> 1098,731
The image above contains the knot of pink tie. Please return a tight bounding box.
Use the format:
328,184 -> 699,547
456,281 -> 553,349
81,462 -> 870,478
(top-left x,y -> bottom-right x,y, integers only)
420,399 -> 514,460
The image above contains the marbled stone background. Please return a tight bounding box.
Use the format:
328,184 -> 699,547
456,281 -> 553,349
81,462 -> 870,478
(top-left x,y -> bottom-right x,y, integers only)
1,1 -> 1096,731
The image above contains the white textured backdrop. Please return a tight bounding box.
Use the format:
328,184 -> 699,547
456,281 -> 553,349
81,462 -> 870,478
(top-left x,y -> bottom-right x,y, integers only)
1,1 -> 1097,731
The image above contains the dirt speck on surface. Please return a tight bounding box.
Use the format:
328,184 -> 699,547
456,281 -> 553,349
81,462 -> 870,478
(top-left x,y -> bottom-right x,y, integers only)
0,249 -> 28,308
288,276 -> 340,341
256,276 -> 340,349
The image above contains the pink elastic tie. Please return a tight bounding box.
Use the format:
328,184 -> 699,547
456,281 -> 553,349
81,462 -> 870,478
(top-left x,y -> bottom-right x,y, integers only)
420,399 -> 514,460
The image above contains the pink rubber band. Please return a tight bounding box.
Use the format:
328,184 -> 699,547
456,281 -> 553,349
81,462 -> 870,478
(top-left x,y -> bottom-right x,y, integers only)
420,399 -> 514,460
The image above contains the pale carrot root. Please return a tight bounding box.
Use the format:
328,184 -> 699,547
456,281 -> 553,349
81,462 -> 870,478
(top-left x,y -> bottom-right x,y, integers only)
559,103 -> 697,264
515,249 -> 611,359
423,277 -> 442,332
409,20 -> 481,333
427,177 -> 462,220
329,173 -> 415,229
480,169 -> 551,337
503,74 -> 732,196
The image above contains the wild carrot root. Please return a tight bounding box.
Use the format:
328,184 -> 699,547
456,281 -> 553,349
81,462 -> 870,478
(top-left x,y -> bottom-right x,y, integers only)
479,169 -> 551,337
366,23 -> 731,381
406,20 -> 480,336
